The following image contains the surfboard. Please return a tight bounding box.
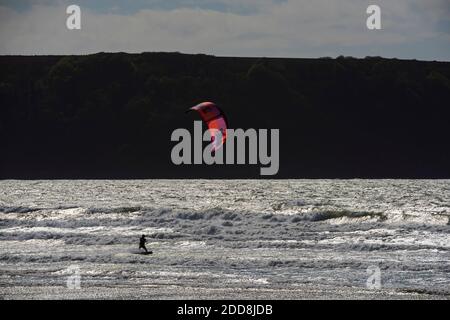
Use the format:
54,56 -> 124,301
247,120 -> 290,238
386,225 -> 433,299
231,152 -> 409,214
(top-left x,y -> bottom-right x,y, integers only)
137,251 -> 153,255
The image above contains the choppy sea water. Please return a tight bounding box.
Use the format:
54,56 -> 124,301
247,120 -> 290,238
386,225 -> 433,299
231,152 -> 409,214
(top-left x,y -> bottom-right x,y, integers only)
0,180 -> 449,299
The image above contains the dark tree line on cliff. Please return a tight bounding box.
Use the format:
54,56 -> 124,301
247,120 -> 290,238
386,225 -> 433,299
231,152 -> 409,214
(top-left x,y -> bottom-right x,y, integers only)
0,52 -> 449,178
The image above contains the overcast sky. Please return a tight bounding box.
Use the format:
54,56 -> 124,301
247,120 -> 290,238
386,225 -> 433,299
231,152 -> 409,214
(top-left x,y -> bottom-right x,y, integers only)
0,0 -> 449,60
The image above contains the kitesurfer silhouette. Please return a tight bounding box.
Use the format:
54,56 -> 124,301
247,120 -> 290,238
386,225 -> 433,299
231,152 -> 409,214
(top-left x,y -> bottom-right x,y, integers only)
139,234 -> 148,253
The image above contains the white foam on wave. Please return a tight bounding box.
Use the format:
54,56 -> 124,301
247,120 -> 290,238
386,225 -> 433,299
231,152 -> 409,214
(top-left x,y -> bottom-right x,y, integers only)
0,239 -> 65,249
0,226 -> 173,237
176,241 -> 207,248
1,179 -> 448,218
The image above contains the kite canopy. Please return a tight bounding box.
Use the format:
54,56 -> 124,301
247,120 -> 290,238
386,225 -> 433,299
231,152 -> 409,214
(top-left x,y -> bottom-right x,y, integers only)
188,102 -> 228,151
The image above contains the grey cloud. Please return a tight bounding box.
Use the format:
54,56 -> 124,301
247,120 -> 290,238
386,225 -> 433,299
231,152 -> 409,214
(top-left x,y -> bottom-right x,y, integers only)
0,0 -> 448,60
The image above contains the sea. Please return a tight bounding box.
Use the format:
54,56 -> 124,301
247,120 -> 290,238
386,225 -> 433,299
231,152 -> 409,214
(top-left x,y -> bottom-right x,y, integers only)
0,179 -> 449,299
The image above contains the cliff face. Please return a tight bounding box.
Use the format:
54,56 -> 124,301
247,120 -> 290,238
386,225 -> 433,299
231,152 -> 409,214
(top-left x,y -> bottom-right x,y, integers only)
1,53 -> 449,178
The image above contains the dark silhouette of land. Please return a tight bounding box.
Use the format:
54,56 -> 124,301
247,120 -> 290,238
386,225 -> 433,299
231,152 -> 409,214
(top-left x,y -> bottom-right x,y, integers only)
0,52 -> 449,178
